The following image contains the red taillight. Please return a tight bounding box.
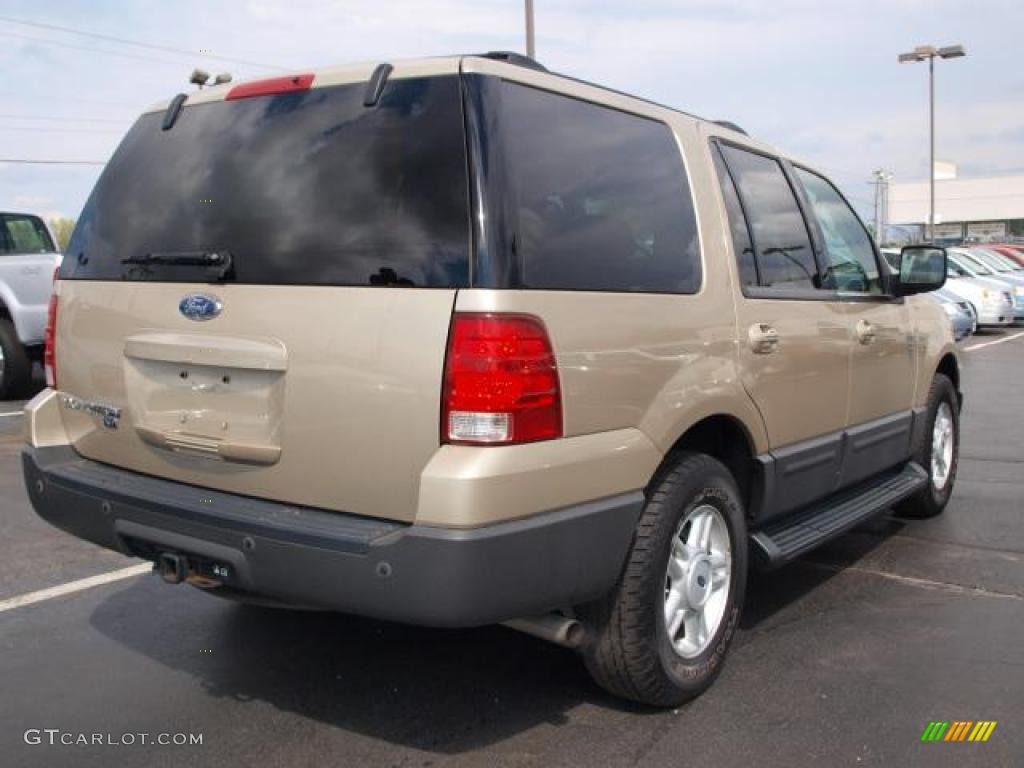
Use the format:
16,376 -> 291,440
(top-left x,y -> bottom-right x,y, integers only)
225,74 -> 314,101
442,313 -> 562,445
44,269 -> 58,389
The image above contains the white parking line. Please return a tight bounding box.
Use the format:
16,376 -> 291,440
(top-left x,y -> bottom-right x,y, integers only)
0,563 -> 152,614
0,411 -> 23,418
963,330 -> 1024,352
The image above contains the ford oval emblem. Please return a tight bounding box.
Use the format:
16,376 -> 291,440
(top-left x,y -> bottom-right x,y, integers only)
179,293 -> 222,321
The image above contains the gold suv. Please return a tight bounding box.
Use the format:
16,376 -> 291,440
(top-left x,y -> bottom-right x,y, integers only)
22,53 -> 961,707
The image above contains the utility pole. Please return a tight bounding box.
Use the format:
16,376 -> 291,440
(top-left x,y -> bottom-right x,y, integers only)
873,170 -> 882,246
881,172 -> 891,245
525,0 -> 536,58
870,169 -> 893,246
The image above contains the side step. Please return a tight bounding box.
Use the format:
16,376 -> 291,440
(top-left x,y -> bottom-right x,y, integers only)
750,462 -> 928,568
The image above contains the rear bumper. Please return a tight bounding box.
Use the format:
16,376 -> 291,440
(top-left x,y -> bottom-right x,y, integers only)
23,445 -> 642,627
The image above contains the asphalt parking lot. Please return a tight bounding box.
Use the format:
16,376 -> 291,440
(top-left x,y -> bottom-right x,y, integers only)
1,332 -> 1022,768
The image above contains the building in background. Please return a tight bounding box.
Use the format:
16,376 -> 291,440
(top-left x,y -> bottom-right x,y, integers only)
889,168 -> 1024,244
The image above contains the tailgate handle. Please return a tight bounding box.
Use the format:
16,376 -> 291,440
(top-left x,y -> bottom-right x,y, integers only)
124,333 -> 287,371
135,425 -> 281,465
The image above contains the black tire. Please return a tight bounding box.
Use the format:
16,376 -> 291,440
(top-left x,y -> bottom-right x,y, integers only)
580,452 -> 747,707
0,318 -> 31,400
895,374 -> 959,519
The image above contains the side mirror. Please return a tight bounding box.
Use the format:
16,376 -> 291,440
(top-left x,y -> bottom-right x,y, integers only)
894,245 -> 947,296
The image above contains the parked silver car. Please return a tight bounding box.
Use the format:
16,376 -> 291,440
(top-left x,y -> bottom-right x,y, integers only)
931,288 -> 976,341
948,249 -> 1024,321
882,247 -> 1008,328
0,212 -> 62,398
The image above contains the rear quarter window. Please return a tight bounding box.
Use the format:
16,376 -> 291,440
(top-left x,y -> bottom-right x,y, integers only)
496,82 -> 701,293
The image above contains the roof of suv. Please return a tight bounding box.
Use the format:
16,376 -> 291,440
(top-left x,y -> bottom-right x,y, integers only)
143,53 -> 754,140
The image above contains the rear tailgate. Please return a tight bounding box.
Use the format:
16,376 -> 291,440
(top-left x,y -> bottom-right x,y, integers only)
53,67 -> 469,522
56,282 -> 454,522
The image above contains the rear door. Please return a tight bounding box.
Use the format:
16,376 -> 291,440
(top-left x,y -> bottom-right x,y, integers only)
791,166 -> 915,487
710,140 -> 852,516
55,69 -> 470,523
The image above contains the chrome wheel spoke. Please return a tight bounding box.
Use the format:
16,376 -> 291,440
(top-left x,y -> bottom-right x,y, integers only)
709,552 -> 730,589
687,510 -> 713,551
664,583 -> 685,623
667,607 -> 686,639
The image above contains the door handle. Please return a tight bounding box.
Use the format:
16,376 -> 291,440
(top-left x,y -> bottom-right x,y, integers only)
855,319 -> 876,345
748,323 -> 779,354
20,266 -> 41,275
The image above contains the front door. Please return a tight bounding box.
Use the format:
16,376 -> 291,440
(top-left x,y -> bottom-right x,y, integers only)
791,166 -> 916,487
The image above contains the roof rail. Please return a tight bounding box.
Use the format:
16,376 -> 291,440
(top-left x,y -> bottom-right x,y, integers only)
477,51 -> 547,72
713,120 -> 748,135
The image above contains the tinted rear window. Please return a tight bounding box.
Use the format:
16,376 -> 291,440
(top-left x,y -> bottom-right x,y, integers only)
62,76 -> 470,287
1,214 -> 56,255
495,82 -> 701,293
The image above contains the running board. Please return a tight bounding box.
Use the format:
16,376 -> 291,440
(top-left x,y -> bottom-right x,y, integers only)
750,462 -> 928,568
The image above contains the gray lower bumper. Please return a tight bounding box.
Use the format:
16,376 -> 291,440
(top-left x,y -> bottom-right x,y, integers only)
23,446 -> 642,627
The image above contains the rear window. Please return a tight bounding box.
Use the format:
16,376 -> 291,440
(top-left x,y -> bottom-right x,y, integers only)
1,214 -> 56,255
62,76 -> 470,287
494,82 -> 701,293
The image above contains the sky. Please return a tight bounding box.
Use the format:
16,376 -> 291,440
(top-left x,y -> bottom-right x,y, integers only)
0,0 -> 1022,225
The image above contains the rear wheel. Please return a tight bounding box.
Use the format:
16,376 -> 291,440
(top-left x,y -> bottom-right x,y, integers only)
896,373 -> 959,518
0,319 -> 31,400
580,452 -> 747,707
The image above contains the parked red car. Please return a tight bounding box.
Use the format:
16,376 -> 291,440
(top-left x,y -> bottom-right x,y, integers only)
987,245 -> 1024,267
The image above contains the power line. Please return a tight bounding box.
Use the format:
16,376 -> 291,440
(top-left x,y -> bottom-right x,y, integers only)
0,126 -> 121,134
0,29 -> 197,68
0,158 -> 106,165
0,113 -> 128,124
0,14 -> 289,72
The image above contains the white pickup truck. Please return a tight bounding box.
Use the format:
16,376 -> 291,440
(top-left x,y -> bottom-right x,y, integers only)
0,212 -> 61,399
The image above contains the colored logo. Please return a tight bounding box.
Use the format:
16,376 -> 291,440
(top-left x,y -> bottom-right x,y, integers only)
179,294 -> 222,322
921,721 -> 997,742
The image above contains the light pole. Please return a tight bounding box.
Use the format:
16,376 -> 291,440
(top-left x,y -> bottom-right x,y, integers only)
525,0 -> 536,58
897,44 -> 966,242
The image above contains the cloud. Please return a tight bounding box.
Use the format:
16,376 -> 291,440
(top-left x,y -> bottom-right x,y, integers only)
14,194 -> 53,208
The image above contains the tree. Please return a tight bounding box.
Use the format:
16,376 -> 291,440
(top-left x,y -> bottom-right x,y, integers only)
47,217 -> 76,251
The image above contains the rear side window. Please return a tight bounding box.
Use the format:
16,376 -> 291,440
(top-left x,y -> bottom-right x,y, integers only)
497,82 -> 701,293
711,145 -> 757,287
63,76 -> 469,287
1,214 -> 56,255
719,145 -> 817,290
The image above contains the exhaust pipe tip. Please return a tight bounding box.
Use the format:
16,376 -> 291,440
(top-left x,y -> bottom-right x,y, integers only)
502,614 -> 586,649
157,552 -> 188,585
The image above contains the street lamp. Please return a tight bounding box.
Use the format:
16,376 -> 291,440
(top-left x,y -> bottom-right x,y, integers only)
525,0 -> 536,58
897,44 -> 966,242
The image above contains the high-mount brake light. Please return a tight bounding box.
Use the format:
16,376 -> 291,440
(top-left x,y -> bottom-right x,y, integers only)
442,313 -> 562,446
225,74 -> 314,101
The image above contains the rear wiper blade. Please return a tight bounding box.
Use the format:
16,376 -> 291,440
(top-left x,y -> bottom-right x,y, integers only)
121,250 -> 233,279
